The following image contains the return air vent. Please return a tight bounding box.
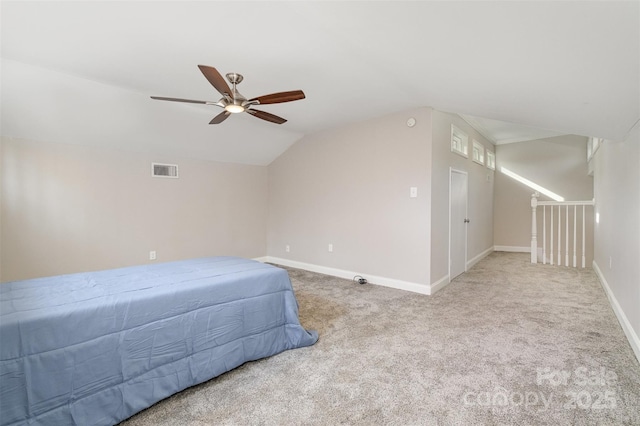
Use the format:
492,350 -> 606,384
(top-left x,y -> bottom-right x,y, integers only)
152,163 -> 179,178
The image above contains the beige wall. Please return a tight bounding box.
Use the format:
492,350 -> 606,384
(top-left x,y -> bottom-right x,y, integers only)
268,108 -> 432,286
1,137 -> 268,282
593,123 -> 640,355
267,108 -> 496,288
493,136 -> 594,263
430,111 -> 495,283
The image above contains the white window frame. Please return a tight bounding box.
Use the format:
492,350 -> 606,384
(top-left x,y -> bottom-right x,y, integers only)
486,151 -> 496,170
451,125 -> 468,158
472,140 -> 485,165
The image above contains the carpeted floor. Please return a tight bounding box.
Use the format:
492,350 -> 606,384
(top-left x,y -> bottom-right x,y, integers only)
120,252 -> 640,425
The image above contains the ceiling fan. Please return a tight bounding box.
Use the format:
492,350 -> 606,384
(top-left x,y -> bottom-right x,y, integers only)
151,65 -> 305,125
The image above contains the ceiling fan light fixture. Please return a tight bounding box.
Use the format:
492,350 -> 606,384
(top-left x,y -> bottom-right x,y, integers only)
151,65 -> 303,125
225,103 -> 245,113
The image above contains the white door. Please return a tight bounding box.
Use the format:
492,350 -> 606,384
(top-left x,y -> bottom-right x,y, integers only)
449,169 -> 468,280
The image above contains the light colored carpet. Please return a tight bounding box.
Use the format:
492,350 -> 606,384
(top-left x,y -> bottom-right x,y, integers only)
120,252 -> 640,425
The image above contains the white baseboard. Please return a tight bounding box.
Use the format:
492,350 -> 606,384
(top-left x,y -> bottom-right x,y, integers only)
429,247 -> 493,296
592,261 -> 640,363
493,245 -> 530,252
467,246 -> 494,269
430,274 -> 450,294
261,256 -> 431,295
252,256 -> 269,263
493,246 -> 545,261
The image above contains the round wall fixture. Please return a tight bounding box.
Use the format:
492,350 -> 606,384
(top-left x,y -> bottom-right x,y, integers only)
407,117 -> 416,127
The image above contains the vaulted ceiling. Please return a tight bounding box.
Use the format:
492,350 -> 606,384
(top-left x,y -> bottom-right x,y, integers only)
2,1 -> 638,165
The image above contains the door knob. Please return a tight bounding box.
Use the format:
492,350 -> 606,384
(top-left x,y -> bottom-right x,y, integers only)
464,218 -> 470,223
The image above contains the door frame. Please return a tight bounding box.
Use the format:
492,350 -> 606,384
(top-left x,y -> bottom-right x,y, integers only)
449,167 -> 468,282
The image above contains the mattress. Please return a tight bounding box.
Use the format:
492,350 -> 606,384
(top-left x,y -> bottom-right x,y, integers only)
0,257 -> 318,425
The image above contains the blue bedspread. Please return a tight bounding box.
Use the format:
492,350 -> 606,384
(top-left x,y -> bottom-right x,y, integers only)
0,257 -> 318,425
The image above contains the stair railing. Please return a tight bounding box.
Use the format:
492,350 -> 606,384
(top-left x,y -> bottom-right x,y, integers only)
531,193 -> 595,267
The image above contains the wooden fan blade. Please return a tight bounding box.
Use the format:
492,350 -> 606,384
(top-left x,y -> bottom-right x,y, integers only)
198,65 -> 232,97
210,111 -> 231,124
247,109 -> 287,124
151,96 -> 208,104
249,90 -> 305,105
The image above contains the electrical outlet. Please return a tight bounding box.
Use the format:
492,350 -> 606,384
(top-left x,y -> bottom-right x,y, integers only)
410,187 -> 418,198
328,244 -> 333,252
285,245 -> 290,253
149,251 -> 157,260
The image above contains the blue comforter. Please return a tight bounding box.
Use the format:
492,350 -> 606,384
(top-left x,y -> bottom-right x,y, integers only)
0,257 -> 318,425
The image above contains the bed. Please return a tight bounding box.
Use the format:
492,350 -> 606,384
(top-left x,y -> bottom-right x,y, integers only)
0,256 -> 318,426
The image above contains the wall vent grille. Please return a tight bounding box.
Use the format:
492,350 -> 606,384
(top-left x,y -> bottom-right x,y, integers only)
152,163 -> 179,178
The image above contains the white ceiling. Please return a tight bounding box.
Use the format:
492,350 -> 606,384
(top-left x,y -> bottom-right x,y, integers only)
2,1 -> 638,165
460,114 -> 569,145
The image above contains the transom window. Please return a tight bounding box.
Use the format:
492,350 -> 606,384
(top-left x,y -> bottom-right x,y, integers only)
451,125 -> 468,158
472,140 -> 485,165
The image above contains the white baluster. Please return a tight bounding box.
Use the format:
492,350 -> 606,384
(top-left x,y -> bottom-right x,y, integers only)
529,200 -> 594,269
582,205 -> 586,268
543,205 -> 547,264
565,205 -> 569,266
573,205 -> 577,267
557,205 -> 561,265
550,205 -> 554,265
531,193 -> 538,263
